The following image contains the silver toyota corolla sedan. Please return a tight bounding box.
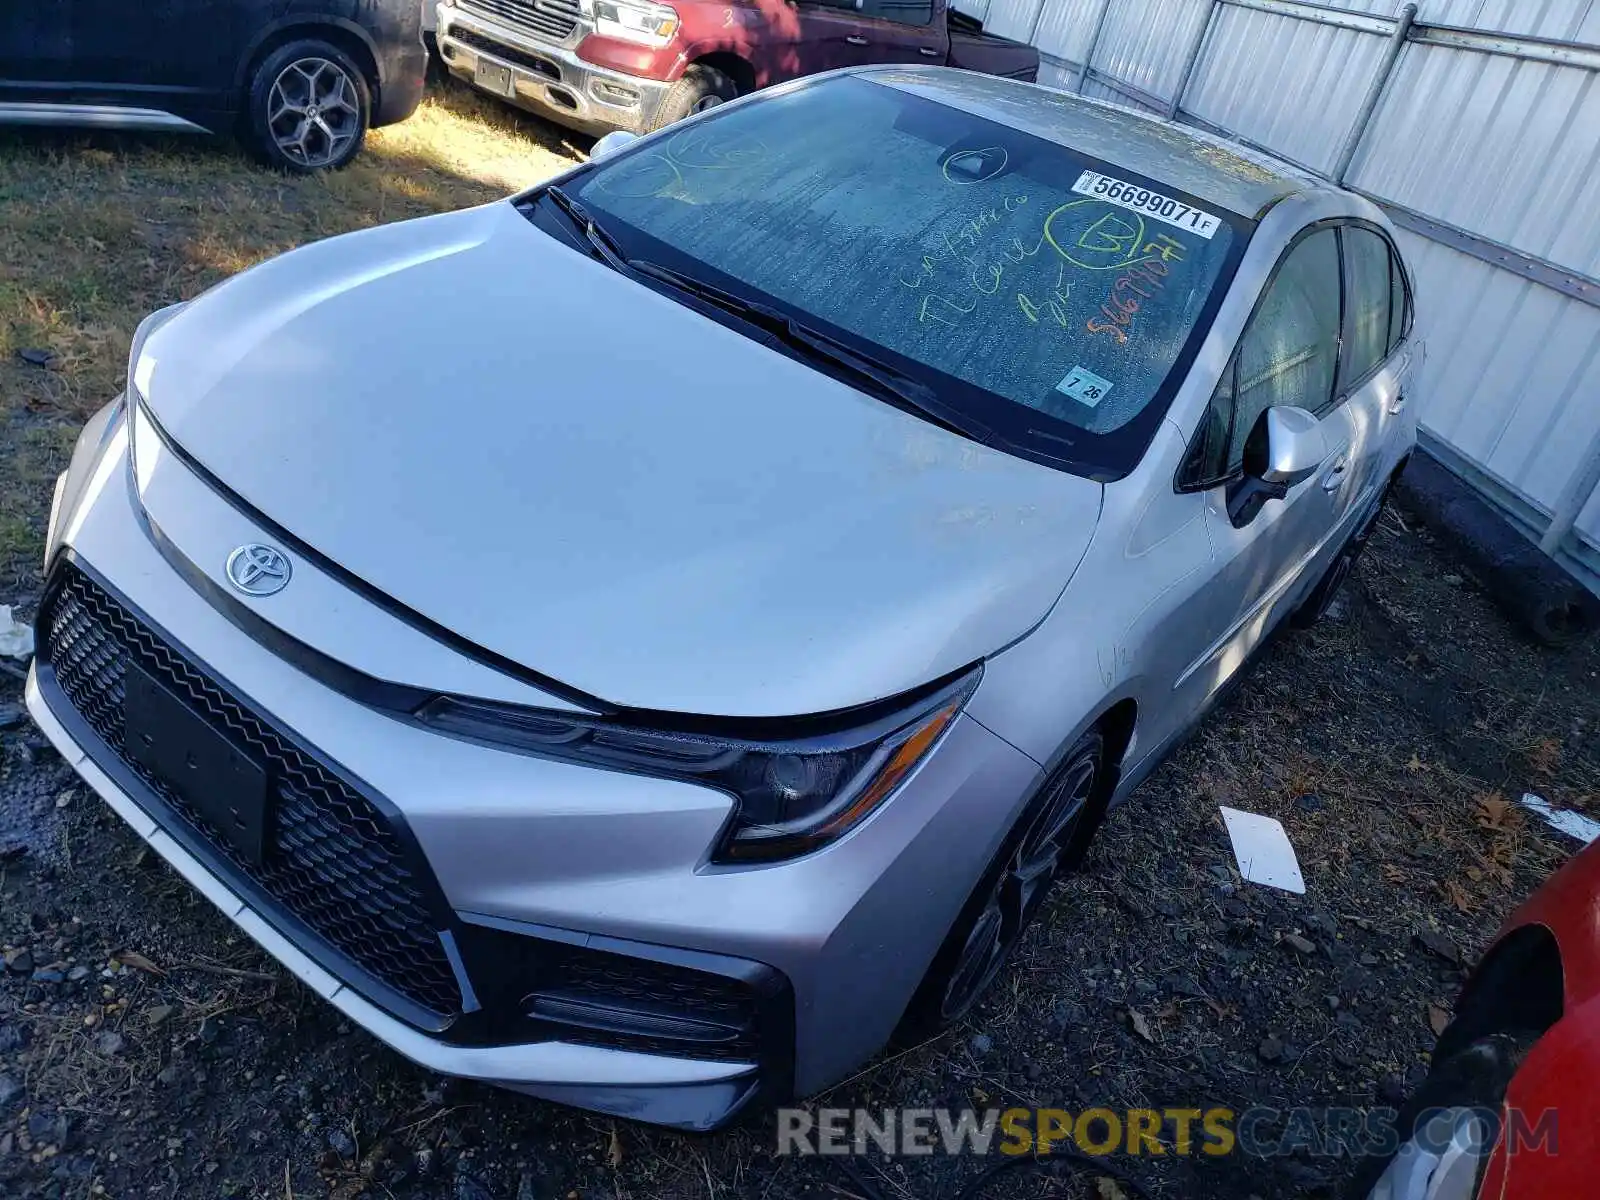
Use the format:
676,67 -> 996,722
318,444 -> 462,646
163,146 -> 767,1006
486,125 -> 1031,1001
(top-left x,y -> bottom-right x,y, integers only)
28,67 -> 1418,1130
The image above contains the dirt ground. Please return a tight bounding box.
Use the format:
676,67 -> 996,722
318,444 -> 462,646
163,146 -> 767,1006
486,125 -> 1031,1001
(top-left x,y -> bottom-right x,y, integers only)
3,80 -> 1599,1200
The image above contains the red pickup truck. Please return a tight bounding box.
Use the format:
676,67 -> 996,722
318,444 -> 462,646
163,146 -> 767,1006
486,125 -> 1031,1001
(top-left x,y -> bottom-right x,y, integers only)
436,0 -> 1039,136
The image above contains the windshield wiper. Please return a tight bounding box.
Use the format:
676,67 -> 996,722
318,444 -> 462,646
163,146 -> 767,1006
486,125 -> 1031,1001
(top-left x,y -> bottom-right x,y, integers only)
539,187 -> 980,442
628,259 -> 982,442
542,185 -> 630,272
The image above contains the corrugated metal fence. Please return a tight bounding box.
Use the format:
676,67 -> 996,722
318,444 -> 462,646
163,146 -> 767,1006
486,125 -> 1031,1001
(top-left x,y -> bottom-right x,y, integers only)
954,0 -> 1600,593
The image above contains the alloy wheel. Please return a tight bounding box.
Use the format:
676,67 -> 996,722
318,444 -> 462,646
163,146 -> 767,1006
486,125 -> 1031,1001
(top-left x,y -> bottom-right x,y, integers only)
939,753 -> 1098,1021
267,58 -> 361,169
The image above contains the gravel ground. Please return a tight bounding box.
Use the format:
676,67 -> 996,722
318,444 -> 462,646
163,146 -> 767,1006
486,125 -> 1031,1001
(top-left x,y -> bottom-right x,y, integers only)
3,499 -> 1597,1200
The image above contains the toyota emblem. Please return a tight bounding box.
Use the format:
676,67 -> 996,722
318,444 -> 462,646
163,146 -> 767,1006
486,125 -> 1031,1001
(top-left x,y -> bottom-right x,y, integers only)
225,544 -> 291,597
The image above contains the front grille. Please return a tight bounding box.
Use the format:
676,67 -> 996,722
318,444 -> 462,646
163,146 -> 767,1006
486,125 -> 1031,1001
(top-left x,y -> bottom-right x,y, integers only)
458,0 -> 582,43
449,25 -> 562,79
40,566 -> 462,1022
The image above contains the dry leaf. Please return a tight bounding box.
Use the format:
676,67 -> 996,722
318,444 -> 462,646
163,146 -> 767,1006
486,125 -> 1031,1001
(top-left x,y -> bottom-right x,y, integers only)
1527,737 -> 1562,775
1441,880 -> 1476,913
1096,1179 -> 1131,1200
113,950 -> 166,976
1381,864 -> 1406,884
606,1127 -> 624,1168
1428,1004 -> 1451,1036
1475,793 -> 1511,829
1128,1008 -> 1155,1043
1404,754 -> 1426,774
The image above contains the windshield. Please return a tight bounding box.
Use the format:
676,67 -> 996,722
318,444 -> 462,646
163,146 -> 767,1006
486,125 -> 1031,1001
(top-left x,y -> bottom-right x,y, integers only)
560,75 -> 1248,478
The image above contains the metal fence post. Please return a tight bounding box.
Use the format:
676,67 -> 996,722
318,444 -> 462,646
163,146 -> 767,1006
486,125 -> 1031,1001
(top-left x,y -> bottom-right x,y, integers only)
1540,430 -> 1600,558
1333,2 -> 1417,182
1166,0 -> 1219,118
1073,0 -> 1116,94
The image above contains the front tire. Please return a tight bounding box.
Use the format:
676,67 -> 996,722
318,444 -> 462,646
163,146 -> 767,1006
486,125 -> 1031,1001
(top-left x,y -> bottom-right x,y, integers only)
247,40 -> 371,173
648,64 -> 739,131
894,731 -> 1108,1043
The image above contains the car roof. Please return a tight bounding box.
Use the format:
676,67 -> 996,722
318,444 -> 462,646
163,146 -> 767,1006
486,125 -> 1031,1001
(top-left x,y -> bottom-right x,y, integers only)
856,67 -> 1326,220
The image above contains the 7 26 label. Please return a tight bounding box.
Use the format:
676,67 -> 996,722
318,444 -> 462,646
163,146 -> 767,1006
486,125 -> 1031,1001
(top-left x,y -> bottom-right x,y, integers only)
1072,171 -> 1220,239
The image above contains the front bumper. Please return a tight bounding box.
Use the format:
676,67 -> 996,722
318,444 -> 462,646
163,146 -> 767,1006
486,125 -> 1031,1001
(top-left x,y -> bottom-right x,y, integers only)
28,398 -> 1045,1126
437,4 -> 670,135
26,659 -> 764,1129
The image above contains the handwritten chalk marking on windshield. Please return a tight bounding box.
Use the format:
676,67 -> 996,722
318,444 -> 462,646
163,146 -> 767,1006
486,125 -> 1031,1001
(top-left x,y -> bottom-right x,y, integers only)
1071,170 -> 1220,239
943,146 -> 1009,185
1056,366 -> 1113,407
1044,201 -> 1151,272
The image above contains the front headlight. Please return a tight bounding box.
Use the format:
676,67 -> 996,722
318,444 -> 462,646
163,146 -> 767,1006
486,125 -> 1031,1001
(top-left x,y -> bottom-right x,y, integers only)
588,0 -> 680,47
418,667 -> 981,863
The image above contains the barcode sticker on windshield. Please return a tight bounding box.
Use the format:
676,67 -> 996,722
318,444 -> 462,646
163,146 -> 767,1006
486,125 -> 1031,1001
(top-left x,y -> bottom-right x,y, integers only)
1071,171 -> 1221,239
1057,366 -> 1113,408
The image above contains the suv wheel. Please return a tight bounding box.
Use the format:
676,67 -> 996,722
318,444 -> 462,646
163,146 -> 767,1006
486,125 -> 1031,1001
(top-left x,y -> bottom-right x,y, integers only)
247,40 -> 371,172
894,730 -> 1108,1042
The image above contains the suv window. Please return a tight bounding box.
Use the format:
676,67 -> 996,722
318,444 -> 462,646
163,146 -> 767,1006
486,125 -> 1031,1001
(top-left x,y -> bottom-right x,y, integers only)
1183,228 -> 1342,484
861,0 -> 935,23
1341,226 -> 1393,388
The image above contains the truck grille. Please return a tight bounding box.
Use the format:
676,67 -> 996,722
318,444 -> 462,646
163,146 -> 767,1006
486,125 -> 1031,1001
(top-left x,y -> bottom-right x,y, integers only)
39,565 -> 462,1023
458,0 -> 583,43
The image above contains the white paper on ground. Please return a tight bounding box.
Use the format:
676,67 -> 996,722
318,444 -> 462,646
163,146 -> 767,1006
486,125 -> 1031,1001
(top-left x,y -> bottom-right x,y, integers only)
1219,806 -> 1306,894
1520,793 -> 1600,846
0,604 -> 34,660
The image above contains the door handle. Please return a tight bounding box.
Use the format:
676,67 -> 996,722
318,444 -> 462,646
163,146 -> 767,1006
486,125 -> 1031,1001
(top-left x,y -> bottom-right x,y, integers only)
846,35 -> 869,44
1321,456 -> 1348,492
919,46 -> 941,56
1387,391 -> 1407,415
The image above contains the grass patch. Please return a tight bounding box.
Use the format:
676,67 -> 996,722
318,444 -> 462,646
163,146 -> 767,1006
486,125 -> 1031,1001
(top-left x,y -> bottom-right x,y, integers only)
0,76 -> 579,599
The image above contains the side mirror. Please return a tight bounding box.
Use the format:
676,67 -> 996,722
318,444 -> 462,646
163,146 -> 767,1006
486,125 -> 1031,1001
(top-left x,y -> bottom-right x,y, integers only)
1252,406 -> 1328,488
1228,406 -> 1329,527
589,130 -> 639,162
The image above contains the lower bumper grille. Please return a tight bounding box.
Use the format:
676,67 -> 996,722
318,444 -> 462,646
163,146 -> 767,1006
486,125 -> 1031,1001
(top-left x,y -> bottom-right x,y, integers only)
39,564 -> 462,1024
448,25 -> 563,79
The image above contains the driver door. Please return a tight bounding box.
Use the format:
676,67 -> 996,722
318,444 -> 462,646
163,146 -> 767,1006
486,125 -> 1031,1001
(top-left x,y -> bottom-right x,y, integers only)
1168,226 -> 1350,718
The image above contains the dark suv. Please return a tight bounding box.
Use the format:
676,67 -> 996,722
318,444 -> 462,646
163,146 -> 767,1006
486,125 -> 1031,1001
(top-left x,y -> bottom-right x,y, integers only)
0,1 -> 427,171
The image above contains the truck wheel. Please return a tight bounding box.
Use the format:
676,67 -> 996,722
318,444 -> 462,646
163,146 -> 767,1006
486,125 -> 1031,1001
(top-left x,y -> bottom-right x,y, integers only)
246,40 -> 371,173
649,64 -> 738,131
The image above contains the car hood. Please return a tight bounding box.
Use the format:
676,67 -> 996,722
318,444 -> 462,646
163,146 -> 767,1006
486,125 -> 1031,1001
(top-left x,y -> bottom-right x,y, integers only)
137,200 -> 1102,717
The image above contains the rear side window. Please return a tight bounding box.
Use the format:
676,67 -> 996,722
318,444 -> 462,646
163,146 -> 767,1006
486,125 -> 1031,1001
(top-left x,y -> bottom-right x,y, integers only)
1341,227 -> 1392,387
1388,243 -> 1412,354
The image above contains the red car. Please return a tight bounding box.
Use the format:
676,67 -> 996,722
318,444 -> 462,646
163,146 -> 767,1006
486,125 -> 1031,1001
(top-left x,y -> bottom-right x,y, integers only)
1352,837 -> 1600,1199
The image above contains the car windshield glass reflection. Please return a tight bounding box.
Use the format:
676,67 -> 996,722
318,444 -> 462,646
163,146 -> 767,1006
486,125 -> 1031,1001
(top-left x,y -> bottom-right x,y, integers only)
568,76 -> 1247,476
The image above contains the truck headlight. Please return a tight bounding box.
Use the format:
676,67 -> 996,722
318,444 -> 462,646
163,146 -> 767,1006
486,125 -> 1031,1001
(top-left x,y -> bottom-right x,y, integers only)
590,0 -> 679,47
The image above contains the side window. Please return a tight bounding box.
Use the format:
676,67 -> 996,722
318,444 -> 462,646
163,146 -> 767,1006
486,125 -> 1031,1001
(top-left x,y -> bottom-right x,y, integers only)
1341,227 -> 1393,388
1387,244 -> 1412,354
859,0 -> 935,24
1182,229 -> 1341,485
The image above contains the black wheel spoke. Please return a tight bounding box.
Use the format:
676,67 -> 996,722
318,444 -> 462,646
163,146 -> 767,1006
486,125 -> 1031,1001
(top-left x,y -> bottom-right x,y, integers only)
937,745 -> 1101,1022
